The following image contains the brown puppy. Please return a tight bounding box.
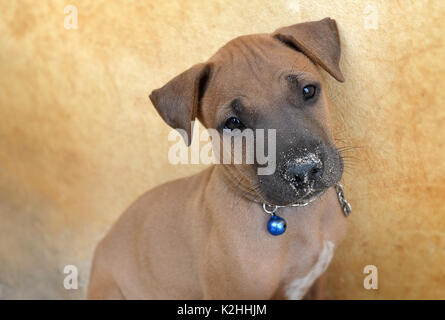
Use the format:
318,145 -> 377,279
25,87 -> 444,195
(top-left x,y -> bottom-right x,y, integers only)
88,18 -> 347,299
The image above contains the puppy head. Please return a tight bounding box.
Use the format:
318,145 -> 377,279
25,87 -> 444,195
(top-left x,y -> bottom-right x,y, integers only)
150,18 -> 345,206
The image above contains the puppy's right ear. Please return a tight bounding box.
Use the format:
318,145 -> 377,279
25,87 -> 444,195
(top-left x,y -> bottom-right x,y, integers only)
149,63 -> 212,146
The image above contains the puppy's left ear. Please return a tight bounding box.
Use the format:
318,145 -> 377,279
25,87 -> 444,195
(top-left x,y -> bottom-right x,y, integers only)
272,17 -> 344,82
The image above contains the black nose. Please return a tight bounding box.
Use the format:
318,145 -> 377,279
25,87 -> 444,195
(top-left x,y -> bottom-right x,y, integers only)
283,155 -> 323,188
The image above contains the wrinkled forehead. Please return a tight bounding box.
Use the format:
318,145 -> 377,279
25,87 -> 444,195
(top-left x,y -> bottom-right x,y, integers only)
206,34 -> 320,99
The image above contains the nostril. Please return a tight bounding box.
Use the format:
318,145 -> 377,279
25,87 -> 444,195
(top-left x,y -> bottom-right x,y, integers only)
310,167 -> 321,177
283,154 -> 323,185
293,175 -> 304,185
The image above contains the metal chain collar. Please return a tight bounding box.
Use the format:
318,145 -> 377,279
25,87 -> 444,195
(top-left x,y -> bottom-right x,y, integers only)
263,183 -> 352,217
335,183 -> 352,217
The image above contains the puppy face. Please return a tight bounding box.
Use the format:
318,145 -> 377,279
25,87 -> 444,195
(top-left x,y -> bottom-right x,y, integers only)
198,35 -> 343,205
150,18 -> 345,206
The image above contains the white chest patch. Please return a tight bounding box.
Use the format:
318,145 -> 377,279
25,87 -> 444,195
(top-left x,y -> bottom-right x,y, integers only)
285,240 -> 335,300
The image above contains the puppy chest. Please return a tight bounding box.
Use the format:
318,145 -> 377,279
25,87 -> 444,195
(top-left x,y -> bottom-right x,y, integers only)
282,240 -> 335,300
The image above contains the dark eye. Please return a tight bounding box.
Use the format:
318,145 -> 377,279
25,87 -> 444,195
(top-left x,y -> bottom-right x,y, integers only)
302,85 -> 316,100
224,117 -> 245,131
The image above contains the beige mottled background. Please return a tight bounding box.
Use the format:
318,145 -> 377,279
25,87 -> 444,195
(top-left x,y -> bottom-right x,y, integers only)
0,0 -> 444,299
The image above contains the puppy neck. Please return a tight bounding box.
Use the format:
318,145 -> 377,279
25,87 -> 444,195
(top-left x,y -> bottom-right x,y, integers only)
212,165 -> 265,204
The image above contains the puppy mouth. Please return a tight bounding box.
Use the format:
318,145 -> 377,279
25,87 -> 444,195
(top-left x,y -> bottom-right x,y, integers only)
266,185 -> 328,207
289,187 -> 327,206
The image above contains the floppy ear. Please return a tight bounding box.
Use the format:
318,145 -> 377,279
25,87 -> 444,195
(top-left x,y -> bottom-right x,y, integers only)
149,63 -> 211,146
272,17 -> 344,82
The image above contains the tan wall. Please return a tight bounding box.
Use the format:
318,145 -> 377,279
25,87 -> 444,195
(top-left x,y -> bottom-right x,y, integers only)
0,0 -> 444,299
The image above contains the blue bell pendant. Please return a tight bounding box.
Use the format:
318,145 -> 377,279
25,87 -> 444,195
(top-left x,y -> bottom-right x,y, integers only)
267,214 -> 286,236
